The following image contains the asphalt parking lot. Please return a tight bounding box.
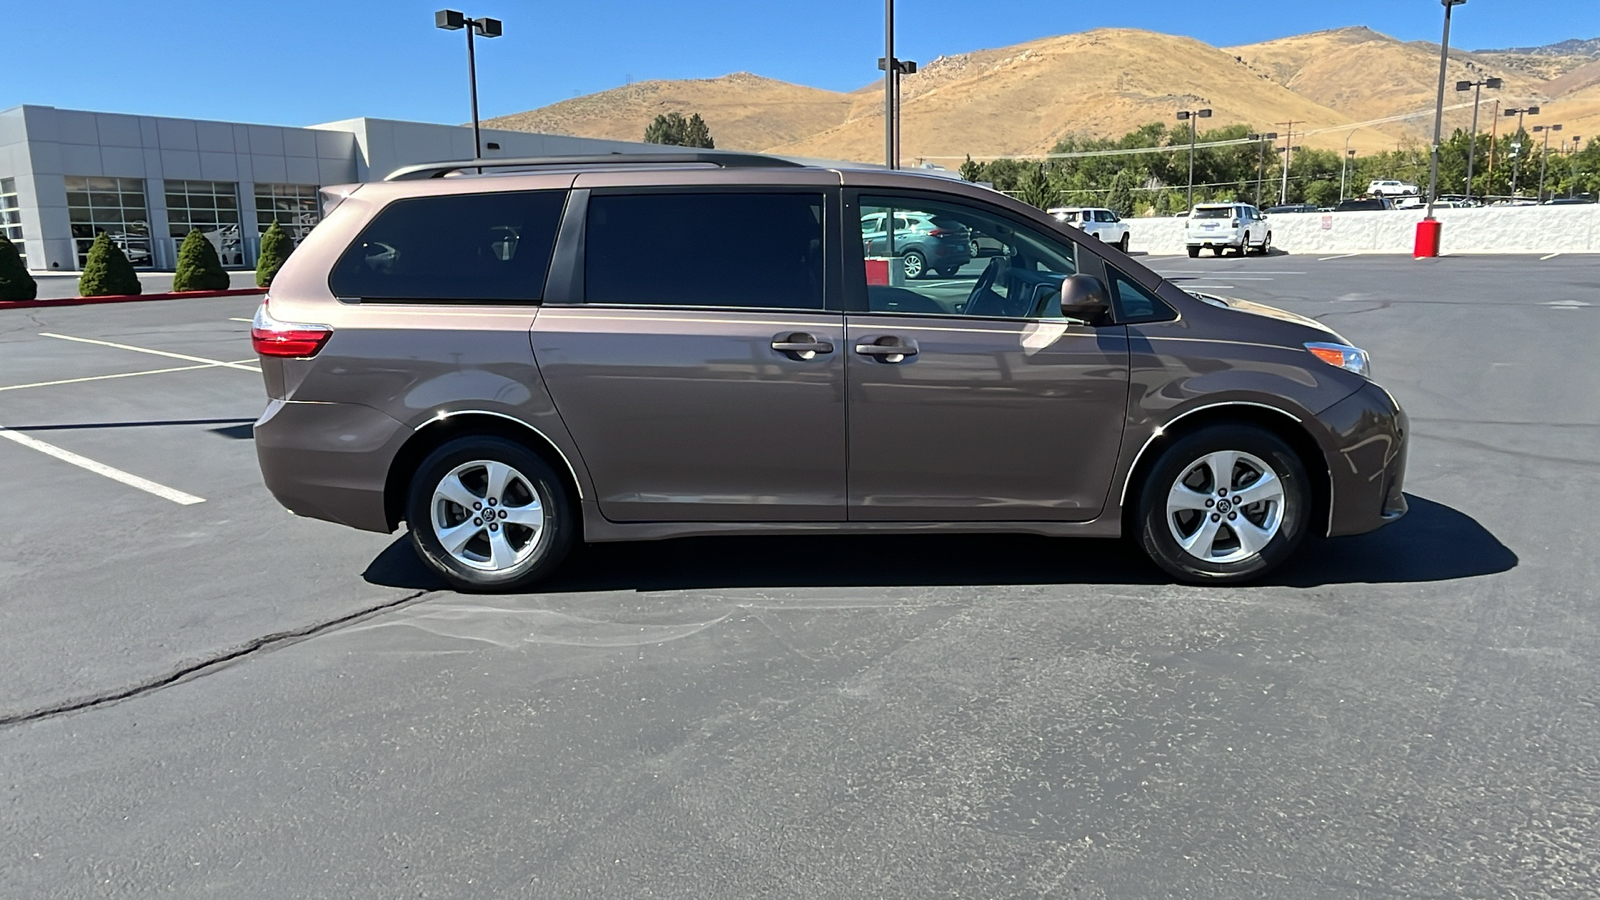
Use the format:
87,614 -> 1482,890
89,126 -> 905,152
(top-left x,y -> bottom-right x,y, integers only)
2,253 -> 1598,897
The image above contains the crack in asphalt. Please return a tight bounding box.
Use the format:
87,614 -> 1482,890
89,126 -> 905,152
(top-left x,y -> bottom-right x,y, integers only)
0,589 -> 439,729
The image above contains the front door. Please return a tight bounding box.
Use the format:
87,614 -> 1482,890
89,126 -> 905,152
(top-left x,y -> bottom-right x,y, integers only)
533,189 -> 846,522
844,193 -> 1130,521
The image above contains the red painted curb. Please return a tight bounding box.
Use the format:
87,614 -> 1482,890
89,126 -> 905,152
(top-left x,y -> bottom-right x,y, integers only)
0,287 -> 266,311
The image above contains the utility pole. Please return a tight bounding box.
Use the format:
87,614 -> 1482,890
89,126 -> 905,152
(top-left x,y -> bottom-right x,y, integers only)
1275,122 -> 1296,205
1250,132 -> 1276,207
1535,124 -> 1563,201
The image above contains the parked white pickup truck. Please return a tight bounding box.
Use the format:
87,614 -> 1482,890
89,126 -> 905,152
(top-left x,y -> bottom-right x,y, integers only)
1047,207 -> 1131,252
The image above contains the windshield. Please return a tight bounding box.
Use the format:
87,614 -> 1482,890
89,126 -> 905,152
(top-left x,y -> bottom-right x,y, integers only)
1191,208 -> 1233,219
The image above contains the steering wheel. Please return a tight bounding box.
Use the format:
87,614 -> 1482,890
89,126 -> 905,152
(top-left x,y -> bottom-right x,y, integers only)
963,257 -> 1006,315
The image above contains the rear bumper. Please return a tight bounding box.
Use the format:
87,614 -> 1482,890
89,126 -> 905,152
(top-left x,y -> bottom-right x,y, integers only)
1319,381 -> 1409,537
1187,231 -> 1244,246
254,399 -> 408,533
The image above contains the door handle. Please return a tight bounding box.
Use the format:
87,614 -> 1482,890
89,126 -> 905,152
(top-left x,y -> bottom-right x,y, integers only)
853,337 -> 919,362
771,333 -> 834,360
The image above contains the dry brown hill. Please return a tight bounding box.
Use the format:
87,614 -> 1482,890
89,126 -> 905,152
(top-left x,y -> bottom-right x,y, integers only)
1226,27 -> 1548,141
483,73 -> 854,151
768,29 -> 1394,162
484,26 -> 1589,164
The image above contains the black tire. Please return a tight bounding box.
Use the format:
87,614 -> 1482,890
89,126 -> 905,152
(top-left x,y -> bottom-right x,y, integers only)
1187,246 -> 1201,258
406,435 -> 576,592
1136,424 -> 1311,585
935,265 -> 961,278
901,250 -> 926,280
1261,232 -> 1272,256
1118,233 -> 1130,253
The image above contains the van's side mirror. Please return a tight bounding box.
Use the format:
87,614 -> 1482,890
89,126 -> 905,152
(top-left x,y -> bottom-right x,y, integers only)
1060,274 -> 1111,324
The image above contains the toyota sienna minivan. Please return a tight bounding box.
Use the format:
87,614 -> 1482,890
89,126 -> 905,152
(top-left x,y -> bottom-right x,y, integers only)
252,152 -> 1406,591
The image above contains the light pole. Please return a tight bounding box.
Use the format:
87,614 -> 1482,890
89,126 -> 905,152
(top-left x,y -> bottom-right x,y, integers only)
1249,132 -> 1276,206
1176,108 -> 1212,211
1279,139 -> 1294,206
1505,105 -> 1541,198
1423,0 -> 1464,222
884,0 -> 895,169
879,57 -> 917,170
1455,76 -> 1502,201
1534,124 -> 1562,202
1341,149 -> 1357,201
435,9 -> 503,161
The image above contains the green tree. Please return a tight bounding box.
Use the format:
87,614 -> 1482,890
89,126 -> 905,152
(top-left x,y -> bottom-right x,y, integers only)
1105,169 -> 1135,216
172,229 -> 230,292
959,154 -> 982,182
77,232 -> 142,297
255,221 -> 293,288
1017,163 -> 1056,209
1302,179 -> 1340,208
0,232 -> 36,301
682,113 -> 714,149
644,112 -> 714,148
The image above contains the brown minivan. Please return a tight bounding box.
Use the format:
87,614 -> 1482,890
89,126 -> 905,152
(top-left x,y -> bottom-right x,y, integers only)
251,152 -> 1407,590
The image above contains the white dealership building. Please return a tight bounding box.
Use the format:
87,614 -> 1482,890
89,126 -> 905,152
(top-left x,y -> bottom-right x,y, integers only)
0,104 -> 670,272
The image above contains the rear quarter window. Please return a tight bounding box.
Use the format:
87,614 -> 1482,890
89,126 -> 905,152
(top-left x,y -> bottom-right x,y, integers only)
329,190 -> 567,302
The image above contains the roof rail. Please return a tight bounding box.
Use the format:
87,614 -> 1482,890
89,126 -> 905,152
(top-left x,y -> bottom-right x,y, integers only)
385,152 -> 807,181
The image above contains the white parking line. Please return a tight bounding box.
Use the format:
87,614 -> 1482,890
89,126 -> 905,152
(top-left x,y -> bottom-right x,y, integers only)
0,361 -> 257,393
1318,254 -> 1361,261
39,333 -> 261,372
0,425 -> 205,505
1541,253 -> 1562,261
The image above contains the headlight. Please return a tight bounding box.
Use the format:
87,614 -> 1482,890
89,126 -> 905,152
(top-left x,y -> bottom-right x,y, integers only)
1305,342 -> 1370,377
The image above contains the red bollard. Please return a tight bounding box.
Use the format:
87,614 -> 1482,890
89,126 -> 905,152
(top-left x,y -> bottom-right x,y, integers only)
1414,219 -> 1442,258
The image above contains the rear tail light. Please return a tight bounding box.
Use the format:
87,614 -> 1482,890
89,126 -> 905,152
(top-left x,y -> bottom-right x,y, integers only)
252,300 -> 332,358
1231,218 -> 1241,227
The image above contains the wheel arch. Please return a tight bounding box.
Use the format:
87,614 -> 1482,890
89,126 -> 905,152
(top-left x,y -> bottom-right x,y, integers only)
384,411 -> 584,531
1119,402 -> 1331,538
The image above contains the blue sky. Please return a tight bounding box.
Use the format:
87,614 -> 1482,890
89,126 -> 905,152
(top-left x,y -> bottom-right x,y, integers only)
7,1 -> 1596,127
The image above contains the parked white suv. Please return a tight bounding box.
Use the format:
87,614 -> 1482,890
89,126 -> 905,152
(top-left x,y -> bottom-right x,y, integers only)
1047,207 -> 1131,252
1367,180 -> 1419,198
1185,203 -> 1272,258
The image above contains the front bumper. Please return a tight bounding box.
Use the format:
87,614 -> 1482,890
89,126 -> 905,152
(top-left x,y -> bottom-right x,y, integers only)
1319,381 -> 1409,537
254,399 -> 409,533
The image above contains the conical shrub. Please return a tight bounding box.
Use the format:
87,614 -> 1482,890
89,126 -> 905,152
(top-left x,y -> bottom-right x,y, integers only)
255,221 -> 293,288
78,232 -> 142,297
172,229 -> 230,292
0,232 -> 36,301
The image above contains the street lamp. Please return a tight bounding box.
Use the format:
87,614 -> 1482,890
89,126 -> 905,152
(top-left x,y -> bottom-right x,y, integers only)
1455,76 -> 1502,201
1341,148 -> 1357,201
1534,124 -> 1563,202
435,9 -> 503,161
1504,105 -> 1541,198
1176,108 -> 1212,210
879,57 -> 917,170
1249,132 -> 1276,207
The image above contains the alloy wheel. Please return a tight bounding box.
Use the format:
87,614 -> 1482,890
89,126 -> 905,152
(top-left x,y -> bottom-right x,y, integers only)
1164,450 -> 1286,564
430,459 -> 546,571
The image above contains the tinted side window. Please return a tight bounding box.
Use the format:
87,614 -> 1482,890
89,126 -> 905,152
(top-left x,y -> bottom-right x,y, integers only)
329,190 -> 566,302
586,192 -> 824,310
1108,266 -> 1174,323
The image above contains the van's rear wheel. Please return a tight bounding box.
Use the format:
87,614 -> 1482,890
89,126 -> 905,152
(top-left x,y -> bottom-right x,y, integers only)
406,436 -> 575,592
1137,425 -> 1310,584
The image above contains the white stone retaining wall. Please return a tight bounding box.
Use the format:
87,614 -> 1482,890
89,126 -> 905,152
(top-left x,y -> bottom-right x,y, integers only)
1125,206 -> 1600,256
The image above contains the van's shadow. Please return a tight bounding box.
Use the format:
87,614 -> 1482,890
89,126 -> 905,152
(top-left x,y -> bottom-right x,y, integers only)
362,494 -> 1515,593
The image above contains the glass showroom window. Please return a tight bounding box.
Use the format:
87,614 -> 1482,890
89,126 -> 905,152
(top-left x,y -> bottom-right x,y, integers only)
254,183 -> 321,244
66,176 -> 152,269
166,180 -> 244,266
1,178 -> 24,268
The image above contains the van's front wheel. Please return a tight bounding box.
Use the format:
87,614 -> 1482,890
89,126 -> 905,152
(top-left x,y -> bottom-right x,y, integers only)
1137,425 -> 1310,584
405,436 -> 575,592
